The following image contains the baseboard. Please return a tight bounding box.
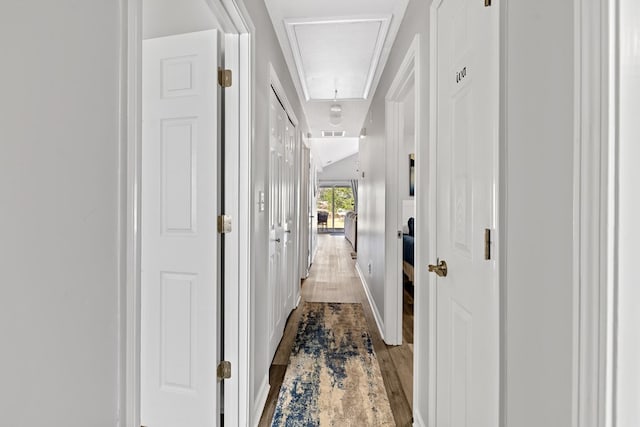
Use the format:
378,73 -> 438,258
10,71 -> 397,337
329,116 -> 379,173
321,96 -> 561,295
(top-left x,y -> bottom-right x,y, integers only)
355,262 -> 385,342
413,410 -> 427,427
251,374 -> 270,427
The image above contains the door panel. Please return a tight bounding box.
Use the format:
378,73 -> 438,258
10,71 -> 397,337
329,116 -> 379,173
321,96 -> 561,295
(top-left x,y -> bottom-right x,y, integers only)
283,120 -> 296,313
269,90 -> 286,359
301,146 -> 311,278
142,30 -> 220,427
433,0 -> 499,425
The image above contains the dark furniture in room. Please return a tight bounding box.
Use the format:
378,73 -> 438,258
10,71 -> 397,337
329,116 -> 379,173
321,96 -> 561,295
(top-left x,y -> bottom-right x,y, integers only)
317,211 -> 328,230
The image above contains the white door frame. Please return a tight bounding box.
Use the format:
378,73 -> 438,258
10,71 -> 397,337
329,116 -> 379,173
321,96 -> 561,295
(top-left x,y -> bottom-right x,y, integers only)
572,0 -> 616,425
384,36 -> 420,347
120,1 -> 255,426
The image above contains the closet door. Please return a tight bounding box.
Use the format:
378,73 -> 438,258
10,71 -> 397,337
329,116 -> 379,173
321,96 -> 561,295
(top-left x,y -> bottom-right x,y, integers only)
268,89 -> 286,359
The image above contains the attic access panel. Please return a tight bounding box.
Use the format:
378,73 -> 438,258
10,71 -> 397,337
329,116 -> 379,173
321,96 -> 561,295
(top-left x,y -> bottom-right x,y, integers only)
285,16 -> 391,101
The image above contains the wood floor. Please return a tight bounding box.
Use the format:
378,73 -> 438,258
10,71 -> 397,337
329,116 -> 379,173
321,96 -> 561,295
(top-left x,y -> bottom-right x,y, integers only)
258,234 -> 414,427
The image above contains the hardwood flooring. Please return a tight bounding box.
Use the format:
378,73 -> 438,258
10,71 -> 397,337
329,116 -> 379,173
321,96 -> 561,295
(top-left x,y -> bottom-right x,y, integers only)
258,234 -> 414,427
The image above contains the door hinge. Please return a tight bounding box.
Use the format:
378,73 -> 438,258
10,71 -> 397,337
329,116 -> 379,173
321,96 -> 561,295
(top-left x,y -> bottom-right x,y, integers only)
484,228 -> 491,260
217,360 -> 232,380
218,215 -> 232,234
218,68 -> 232,88
485,0 -> 491,6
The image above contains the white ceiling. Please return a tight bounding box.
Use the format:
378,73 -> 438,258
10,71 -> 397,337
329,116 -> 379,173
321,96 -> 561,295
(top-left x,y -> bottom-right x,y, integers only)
265,0 -> 409,161
309,138 -> 359,169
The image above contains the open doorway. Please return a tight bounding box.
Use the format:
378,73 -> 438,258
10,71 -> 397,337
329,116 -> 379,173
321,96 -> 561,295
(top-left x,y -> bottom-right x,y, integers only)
125,1 -> 254,426
383,35 -> 421,414
316,186 -> 355,233
389,66 -> 417,407
399,88 -> 416,363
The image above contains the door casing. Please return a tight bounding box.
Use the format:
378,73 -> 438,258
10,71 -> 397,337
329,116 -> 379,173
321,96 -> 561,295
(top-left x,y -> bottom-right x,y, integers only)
385,36 -> 421,348
121,1 -> 255,426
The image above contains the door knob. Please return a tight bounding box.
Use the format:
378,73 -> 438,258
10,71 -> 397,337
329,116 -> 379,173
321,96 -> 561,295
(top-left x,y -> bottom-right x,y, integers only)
285,230 -> 291,233
428,260 -> 448,277
271,238 -> 281,243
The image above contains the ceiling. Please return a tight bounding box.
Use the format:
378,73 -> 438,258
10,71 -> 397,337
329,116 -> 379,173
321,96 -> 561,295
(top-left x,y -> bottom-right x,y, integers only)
264,0 -> 410,164
309,137 -> 359,170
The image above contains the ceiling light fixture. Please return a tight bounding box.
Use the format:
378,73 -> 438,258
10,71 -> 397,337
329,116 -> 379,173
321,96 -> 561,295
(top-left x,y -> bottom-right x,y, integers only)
329,89 -> 343,127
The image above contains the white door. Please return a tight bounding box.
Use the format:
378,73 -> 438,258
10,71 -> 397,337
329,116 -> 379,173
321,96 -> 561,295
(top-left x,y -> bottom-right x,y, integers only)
268,89 -> 286,359
283,120 -> 297,313
141,30 -> 220,427
431,0 -> 499,425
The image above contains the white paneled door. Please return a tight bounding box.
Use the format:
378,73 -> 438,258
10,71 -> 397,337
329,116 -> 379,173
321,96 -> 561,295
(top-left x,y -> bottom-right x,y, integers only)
269,89 -> 286,359
141,30 -> 220,427
268,88 -> 298,360
432,0 -> 499,425
283,119 -> 297,314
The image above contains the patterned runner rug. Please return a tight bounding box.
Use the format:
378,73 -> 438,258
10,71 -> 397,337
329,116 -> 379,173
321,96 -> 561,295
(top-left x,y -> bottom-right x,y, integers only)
271,302 -> 395,426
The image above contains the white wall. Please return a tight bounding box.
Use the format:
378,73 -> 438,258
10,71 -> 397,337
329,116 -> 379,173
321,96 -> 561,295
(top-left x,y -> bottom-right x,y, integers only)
240,0 -> 310,423
358,0 -> 429,319
0,2 -> 121,426
615,0 -> 640,423
143,0 -> 217,39
317,153 -> 359,182
357,0 -> 431,420
501,0 -> 575,425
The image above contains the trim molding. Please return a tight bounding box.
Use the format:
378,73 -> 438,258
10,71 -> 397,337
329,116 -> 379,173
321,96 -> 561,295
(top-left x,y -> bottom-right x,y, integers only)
355,262 -> 386,342
120,1 -> 142,425
427,4 -> 441,426
573,0 -> 613,426
413,410 -> 427,427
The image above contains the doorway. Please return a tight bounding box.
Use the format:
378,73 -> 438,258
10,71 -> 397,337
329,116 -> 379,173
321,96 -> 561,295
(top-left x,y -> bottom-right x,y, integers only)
124,1 -> 254,426
384,36 -> 420,416
316,186 -> 355,233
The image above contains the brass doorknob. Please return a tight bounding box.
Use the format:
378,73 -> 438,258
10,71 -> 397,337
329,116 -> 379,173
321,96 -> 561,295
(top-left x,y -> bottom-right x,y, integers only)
428,260 -> 448,277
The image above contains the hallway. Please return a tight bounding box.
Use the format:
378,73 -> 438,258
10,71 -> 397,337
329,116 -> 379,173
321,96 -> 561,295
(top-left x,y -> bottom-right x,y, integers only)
259,234 -> 413,426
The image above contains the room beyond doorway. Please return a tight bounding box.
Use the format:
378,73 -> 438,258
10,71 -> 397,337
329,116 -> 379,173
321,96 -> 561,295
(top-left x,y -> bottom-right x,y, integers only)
316,185 -> 355,233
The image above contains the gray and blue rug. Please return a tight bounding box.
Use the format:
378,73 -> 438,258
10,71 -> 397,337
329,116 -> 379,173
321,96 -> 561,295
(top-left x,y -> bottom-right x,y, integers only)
271,302 -> 394,426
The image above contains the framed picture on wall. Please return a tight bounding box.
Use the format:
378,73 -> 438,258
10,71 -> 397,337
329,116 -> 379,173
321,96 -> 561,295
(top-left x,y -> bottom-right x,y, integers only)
409,153 -> 415,197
